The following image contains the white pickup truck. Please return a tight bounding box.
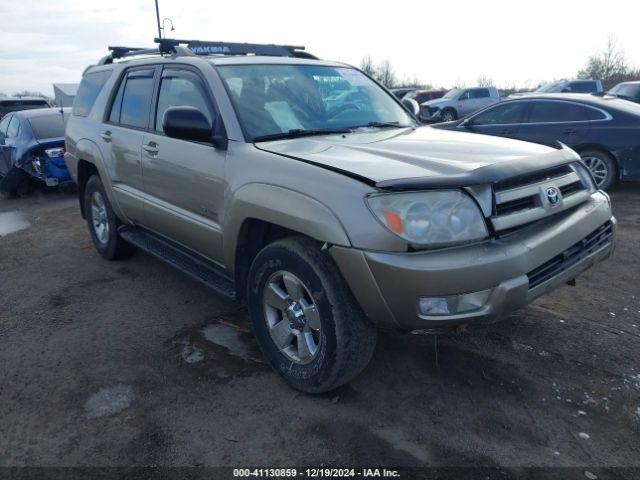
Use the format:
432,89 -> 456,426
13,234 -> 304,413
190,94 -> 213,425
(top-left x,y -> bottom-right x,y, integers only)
420,87 -> 500,123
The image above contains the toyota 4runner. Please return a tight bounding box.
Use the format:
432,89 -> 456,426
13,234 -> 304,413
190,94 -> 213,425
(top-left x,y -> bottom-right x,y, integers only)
65,39 -> 615,393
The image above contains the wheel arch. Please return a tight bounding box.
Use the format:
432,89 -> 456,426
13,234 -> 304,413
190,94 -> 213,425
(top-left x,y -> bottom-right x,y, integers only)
224,184 -> 352,302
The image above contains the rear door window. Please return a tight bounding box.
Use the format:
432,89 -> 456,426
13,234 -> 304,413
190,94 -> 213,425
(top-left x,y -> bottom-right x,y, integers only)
73,70 -> 112,117
112,68 -> 156,129
472,102 -> 528,125
526,101 -> 589,123
470,88 -> 491,99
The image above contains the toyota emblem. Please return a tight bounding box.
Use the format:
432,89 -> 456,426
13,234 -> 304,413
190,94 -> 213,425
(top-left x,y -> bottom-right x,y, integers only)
545,186 -> 561,206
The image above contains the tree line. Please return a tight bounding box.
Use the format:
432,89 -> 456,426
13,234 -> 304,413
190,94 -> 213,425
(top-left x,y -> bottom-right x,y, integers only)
360,39 -> 640,91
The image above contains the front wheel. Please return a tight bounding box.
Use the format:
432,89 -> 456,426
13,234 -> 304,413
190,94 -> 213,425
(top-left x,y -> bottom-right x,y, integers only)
440,109 -> 457,122
580,150 -> 617,190
247,237 -> 377,394
84,175 -> 135,260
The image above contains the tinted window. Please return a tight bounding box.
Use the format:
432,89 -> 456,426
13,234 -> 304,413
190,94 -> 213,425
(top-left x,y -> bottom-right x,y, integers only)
470,88 -> 491,99
155,75 -> 212,132
0,115 -> 11,136
526,101 -> 589,123
109,77 -> 126,123
0,100 -> 49,115
569,81 -> 597,93
119,70 -> 155,129
28,113 -> 68,139
459,91 -> 470,100
6,116 -> 20,138
472,102 -> 527,125
72,70 -> 112,117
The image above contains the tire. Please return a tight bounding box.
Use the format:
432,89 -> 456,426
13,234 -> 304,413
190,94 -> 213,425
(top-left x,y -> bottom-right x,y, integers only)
440,109 -> 457,122
247,236 -> 377,394
580,149 -> 617,190
0,167 -> 30,199
84,175 -> 135,260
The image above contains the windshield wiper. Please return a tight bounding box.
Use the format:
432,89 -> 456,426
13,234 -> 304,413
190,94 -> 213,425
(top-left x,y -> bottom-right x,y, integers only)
253,128 -> 352,143
348,121 -> 414,130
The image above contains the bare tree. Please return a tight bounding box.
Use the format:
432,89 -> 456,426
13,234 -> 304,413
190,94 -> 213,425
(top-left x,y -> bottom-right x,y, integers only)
578,38 -> 631,89
360,55 -> 377,77
476,74 -> 495,87
376,60 -> 397,88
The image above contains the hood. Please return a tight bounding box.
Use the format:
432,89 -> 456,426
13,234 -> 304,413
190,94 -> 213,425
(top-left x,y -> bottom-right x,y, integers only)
255,126 -> 578,189
421,98 -> 452,108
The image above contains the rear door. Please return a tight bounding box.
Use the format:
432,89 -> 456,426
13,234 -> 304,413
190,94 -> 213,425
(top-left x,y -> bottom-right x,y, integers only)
140,65 -> 227,263
101,66 -> 159,222
464,101 -> 528,139
513,100 -> 590,147
469,88 -> 494,112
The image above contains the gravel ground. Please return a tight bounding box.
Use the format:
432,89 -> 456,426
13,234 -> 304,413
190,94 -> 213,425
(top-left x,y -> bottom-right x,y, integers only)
0,184 -> 639,474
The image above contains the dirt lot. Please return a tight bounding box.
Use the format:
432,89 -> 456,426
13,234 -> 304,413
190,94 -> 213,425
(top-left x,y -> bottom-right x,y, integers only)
1,184 -> 639,475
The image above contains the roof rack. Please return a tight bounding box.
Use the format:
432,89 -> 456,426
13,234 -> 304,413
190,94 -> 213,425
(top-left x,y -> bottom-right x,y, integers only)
96,38 -> 318,65
155,38 -> 318,59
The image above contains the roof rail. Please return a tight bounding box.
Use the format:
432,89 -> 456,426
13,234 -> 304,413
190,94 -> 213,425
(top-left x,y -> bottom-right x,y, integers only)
97,44 -> 195,65
154,37 -> 318,59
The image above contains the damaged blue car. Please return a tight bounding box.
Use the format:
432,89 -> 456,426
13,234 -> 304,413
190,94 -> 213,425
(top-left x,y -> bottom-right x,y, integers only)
0,108 -> 73,198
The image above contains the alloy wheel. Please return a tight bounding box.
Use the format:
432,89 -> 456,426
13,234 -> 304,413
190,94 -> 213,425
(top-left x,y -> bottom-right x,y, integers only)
91,191 -> 110,245
262,271 -> 322,364
582,156 -> 609,188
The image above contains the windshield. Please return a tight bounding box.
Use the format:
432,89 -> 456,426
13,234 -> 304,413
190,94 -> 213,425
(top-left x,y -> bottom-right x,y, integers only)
609,83 -> 640,99
442,88 -> 461,99
217,64 -> 414,141
28,113 -> 68,139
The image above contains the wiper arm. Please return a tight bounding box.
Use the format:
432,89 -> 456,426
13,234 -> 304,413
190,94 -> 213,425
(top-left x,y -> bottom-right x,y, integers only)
253,128 -> 352,142
349,121 -> 414,129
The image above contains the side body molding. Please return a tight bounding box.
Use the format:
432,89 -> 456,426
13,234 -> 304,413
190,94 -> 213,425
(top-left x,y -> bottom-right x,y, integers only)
223,183 -> 351,274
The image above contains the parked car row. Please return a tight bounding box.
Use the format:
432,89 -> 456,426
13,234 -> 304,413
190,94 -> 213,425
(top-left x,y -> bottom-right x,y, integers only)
432,94 -> 640,189
0,97 -> 52,120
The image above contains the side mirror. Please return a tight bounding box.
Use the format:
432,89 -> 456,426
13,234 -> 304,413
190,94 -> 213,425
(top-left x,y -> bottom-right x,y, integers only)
561,87 -> 572,93
401,98 -> 420,117
163,106 -> 226,148
461,118 -> 473,129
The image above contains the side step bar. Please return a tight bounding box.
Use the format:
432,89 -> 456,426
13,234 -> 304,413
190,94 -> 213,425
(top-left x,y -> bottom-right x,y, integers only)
118,226 -> 236,299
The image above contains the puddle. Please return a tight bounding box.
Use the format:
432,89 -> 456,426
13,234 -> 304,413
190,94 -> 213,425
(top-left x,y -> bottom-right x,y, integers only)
84,384 -> 135,419
0,211 -> 31,237
202,323 -> 253,360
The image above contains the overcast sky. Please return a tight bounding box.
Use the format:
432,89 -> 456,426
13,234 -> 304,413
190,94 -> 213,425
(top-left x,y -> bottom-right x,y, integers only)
1,0 -> 638,96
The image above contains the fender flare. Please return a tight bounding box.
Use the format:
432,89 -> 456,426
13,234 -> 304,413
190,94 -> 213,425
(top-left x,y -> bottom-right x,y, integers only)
223,183 -> 351,273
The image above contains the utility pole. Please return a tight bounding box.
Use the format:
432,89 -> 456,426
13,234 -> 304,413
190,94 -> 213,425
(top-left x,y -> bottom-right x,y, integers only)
154,0 -> 162,38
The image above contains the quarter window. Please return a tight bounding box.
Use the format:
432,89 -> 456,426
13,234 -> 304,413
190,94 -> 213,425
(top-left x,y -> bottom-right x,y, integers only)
155,75 -> 213,132
73,70 -> 112,117
472,102 -> 527,125
0,115 -> 11,136
526,101 -> 589,123
569,81 -> 597,93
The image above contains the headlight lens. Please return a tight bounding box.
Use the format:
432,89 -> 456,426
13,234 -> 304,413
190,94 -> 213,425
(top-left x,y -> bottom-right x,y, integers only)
367,190 -> 488,247
574,161 -> 597,193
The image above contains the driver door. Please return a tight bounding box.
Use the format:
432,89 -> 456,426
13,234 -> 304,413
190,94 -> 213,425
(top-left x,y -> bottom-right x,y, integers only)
461,101 -> 528,139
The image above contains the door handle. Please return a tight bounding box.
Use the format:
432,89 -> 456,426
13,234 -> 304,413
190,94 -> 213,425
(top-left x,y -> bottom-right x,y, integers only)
100,131 -> 112,142
143,142 -> 159,156
499,129 -> 514,135
562,129 -> 577,134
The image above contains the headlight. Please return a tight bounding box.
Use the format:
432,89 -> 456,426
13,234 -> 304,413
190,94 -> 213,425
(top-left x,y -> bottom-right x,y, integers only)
573,161 -> 597,193
366,190 -> 488,247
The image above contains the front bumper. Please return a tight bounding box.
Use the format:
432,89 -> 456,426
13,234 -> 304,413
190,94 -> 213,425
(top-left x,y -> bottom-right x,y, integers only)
330,191 -> 615,330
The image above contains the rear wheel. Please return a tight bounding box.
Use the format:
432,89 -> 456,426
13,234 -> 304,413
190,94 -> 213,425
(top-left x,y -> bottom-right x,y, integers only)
0,167 -> 31,199
247,237 -> 377,394
84,175 -> 135,260
580,150 -> 617,190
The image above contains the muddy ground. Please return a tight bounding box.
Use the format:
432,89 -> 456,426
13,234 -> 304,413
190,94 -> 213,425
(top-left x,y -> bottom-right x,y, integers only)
0,184 -> 639,475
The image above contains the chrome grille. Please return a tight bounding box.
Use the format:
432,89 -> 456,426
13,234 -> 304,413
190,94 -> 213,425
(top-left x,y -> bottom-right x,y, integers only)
527,221 -> 613,289
491,163 -> 591,232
